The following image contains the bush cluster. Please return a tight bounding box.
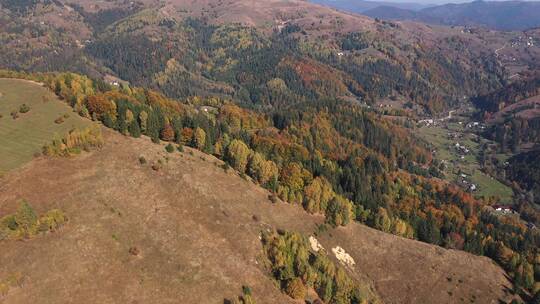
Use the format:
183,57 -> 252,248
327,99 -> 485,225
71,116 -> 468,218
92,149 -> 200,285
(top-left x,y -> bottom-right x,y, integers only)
19,103 -> 30,113
42,125 -> 104,157
0,200 -> 67,241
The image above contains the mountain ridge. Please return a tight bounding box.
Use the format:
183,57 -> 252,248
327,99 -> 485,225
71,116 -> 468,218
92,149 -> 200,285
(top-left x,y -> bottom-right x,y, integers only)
362,0 -> 540,30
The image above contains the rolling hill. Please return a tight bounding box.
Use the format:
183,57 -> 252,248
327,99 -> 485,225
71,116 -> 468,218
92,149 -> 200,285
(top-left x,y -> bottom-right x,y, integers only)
0,67 -> 534,302
0,127 -> 516,303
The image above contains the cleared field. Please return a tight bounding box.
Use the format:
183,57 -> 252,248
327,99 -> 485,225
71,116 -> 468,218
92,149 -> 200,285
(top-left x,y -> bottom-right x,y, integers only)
471,170 -> 514,200
417,121 -> 513,204
0,78 -> 91,174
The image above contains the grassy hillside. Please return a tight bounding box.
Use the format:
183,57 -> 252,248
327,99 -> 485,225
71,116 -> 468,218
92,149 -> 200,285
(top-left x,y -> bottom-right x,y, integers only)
0,79 -> 91,174
0,129 -> 515,303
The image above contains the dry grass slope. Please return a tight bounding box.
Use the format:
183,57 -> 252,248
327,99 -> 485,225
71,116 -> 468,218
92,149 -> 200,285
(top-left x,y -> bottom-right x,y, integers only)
0,129 -> 515,303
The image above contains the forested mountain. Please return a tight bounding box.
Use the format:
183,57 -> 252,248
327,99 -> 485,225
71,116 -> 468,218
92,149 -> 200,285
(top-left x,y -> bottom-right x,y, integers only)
474,75 -> 540,114
0,0 -> 540,303
310,0 -> 430,13
360,0 -> 540,31
0,106 -> 516,303
508,150 -> 540,204
2,68 -> 538,302
473,75 -> 540,152
0,0 -> 512,114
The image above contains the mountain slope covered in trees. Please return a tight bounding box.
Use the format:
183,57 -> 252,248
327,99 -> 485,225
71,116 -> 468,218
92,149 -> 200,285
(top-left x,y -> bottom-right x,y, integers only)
0,95 -> 516,304
507,150 -> 540,205
0,70 -> 537,302
473,75 -> 540,153
0,0 -> 514,114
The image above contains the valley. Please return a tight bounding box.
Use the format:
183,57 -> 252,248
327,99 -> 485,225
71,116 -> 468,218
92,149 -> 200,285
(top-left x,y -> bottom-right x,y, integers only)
416,115 -> 514,204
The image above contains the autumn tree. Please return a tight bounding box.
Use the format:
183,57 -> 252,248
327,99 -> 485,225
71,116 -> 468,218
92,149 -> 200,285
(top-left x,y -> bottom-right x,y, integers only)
179,127 -> 194,145
248,152 -> 278,185
85,94 -> 115,119
326,196 -> 353,227
392,218 -> 414,239
285,278 -> 307,300
303,177 -> 335,214
125,109 -> 134,124
262,160 -> 279,186
226,139 -> 251,173
373,207 -> 392,233
139,111 -> 148,132
214,134 -> 231,157
280,162 -> 311,192
160,124 -> 175,142
192,127 -> 206,150
248,152 -> 264,179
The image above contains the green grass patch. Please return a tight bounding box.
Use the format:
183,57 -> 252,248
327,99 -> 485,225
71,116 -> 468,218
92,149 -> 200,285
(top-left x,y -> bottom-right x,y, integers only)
417,123 -> 513,204
470,170 -> 513,204
0,78 -> 92,174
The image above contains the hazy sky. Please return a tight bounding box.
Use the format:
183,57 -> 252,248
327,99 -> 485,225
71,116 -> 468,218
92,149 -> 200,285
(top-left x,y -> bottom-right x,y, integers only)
377,0 -> 539,4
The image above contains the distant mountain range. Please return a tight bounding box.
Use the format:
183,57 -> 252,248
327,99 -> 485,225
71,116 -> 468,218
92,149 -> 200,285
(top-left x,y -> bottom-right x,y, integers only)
311,0 -> 431,12
314,0 -> 540,31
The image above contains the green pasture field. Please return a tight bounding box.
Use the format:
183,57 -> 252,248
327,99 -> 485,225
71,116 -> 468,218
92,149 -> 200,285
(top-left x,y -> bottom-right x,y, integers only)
0,78 -> 91,174
417,121 -> 513,204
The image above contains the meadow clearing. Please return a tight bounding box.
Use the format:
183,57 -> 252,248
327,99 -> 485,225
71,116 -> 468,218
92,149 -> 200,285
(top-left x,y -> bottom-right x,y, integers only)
0,78 -> 91,174
417,120 -> 514,204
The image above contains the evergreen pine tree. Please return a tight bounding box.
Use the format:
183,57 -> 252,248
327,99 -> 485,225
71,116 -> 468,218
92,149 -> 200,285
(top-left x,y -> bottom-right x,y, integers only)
103,113 -> 115,129
129,120 -> 141,138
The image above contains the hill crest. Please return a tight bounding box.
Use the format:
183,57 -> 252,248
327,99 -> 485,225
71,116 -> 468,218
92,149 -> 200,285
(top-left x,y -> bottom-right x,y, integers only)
0,128 -> 515,303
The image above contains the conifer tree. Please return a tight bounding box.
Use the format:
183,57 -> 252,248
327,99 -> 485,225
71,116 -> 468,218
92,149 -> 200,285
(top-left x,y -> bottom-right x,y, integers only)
129,120 -> 141,138
139,111 -> 148,132
15,200 -> 37,235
